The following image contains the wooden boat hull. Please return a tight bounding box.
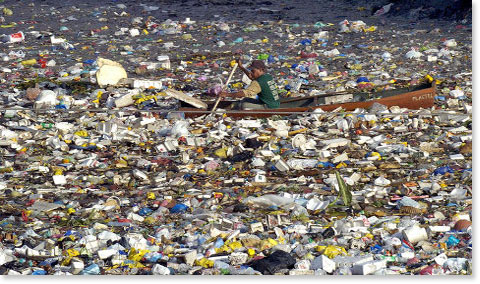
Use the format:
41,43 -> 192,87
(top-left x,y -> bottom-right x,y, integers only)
180,82 -> 436,118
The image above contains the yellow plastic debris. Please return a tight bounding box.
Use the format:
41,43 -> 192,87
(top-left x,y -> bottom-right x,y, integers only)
3,8 -> 13,16
147,192 -> 156,199
363,26 -> 377,32
267,238 -> 278,246
315,245 -> 327,252
128,249 -> 150,262
228,241 -> 243,251
143,216 -> 156,225
74,130 -> 88,137
336,162 -> 347,168
323,245 -> 347,259
232,82 -> 243,88
371,152 -> 382,160
247,248 -> 256,257
21,59 -> 37,66
66,249 -> 80,257
288,128 -> 307,136
214,148 -> 228,158
125,261 -> 145,269
196,258 -> 214,268
259,239 -> 275,251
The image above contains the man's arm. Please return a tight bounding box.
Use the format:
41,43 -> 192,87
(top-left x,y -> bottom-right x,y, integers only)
237,59 -> 254,80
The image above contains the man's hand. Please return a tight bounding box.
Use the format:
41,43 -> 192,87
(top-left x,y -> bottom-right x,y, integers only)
237,58 -> 254,80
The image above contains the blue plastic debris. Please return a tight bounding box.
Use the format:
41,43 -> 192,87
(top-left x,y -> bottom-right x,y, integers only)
446,236 -> 460,247
356,77 -> 370,83
370,244 -> 383,254
82,264 -> 100,275
138,207 -> 153,216
170,204 -> 189,213
434,166 -> 455,175
300,39 -> 312,45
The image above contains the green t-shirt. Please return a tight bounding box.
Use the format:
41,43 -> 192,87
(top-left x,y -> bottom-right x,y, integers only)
256,74 -> 280,109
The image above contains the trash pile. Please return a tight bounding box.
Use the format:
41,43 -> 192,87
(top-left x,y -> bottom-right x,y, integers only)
0,0 -> 472,276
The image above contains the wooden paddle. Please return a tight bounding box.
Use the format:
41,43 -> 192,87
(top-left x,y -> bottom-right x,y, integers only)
211,63 -> 238,112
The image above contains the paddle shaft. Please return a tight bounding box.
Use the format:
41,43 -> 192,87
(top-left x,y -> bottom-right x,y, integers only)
211,63 -> 238,112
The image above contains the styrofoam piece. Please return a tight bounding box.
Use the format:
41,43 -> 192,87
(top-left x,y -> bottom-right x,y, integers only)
152,264 -> 170,275
129,28 -> 140,36
53,175 -> 67,185
289,270 -> 315,275
229,252 -> 249,265
352,259 -> 387,275
402,224 -> 428,244
294,259 -> 311,270
428,226 -> 451,233
34,90 -> 57,109
250,222 -> 264,233
311,255 -> 336,273
450,154 -> 465,160
259,150 -> 274,157
333,255 -> 374,267
251,157 -> 266,167
275,129 -> 289,138
133,169 -> 148,180
98,249 -> 116,259
374,176 -> 391,186
133,79 -> 163,89
291,134 -> 306,149
320,150 -> 331,158
96,58 -> 127,87
275,159 -> 290,172
434,253 -> 448,266
0,248 -> 15,266
115,93 -> 135,108
156,55 -> 171,69
332,153 -> 348,163
71,260 -> 84,274
397,196 -> 421,209
400,251 -> 415,260
164,138 -> 178,151
124,233 -> 148,250
184,250 -> 197,266
321,138 -> 350,149
405,49 -> 423,59
452,213 -> 470,222
306,198 -> 329,210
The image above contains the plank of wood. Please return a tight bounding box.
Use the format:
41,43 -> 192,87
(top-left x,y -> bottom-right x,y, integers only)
165,88 -> 208,109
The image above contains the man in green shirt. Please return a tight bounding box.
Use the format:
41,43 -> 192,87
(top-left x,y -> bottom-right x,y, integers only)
219,59 -> 280,110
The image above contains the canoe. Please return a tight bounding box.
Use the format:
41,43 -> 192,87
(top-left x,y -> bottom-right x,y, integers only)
179,81 -> 436,118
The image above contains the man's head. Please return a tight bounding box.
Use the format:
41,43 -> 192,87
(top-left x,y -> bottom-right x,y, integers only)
249,60 -> 266,79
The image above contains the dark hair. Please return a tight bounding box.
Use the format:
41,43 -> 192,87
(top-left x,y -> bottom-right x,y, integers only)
249,60 -> 267,71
